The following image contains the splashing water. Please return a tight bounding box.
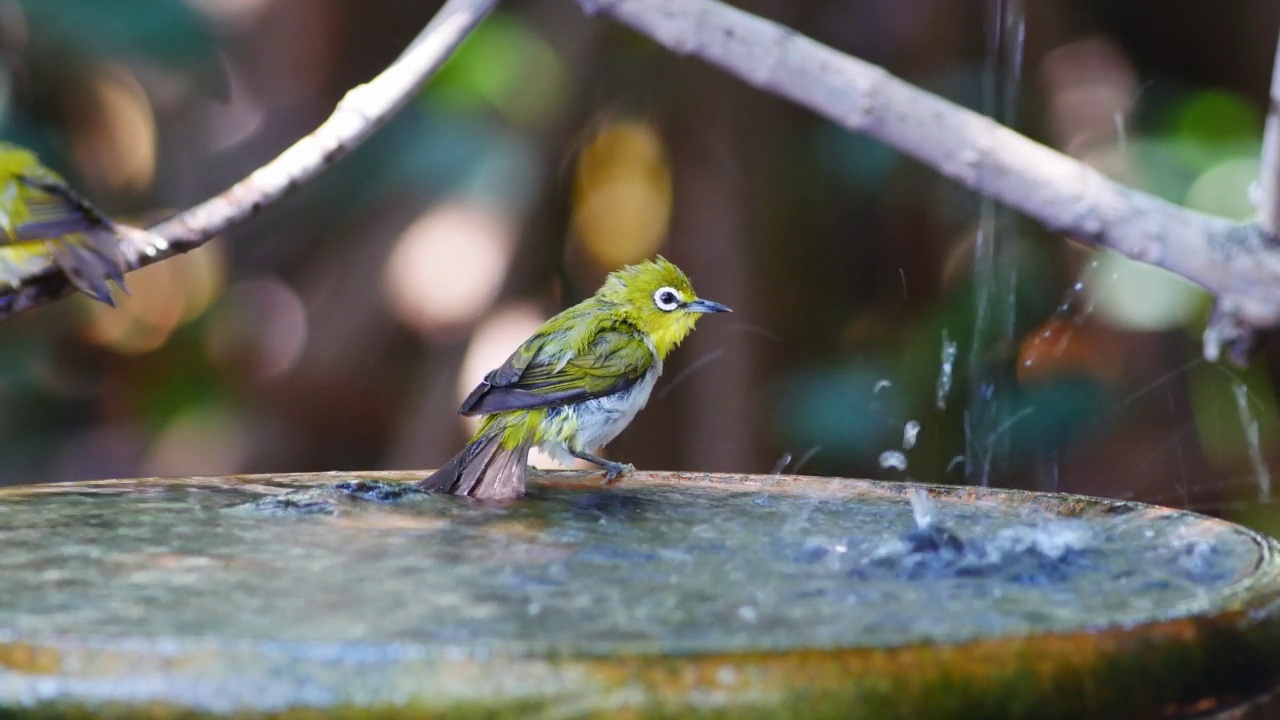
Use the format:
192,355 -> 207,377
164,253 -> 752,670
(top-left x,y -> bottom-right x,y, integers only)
907,488 -> 934,529
792,445 -> 821,474
902,420 -> 920,450
1231,381 -> 1272,502
874,486 -> 1100,585
993,0 -> 1027,116
1113,111 -> 1129,159
880,422 -> 920,477
966,0 -> 1027,488
880,421 -> 920,477
1060,257 -> 1102,319
967,407 -> 1035,489
772,446 -> 822,476
771,453 -> 792,475
879,450 -> 908,472
936,331 -> 957,411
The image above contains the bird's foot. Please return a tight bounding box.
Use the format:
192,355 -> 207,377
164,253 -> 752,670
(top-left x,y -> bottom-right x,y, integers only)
602,461 -> 635,484
568,449 -> 634,484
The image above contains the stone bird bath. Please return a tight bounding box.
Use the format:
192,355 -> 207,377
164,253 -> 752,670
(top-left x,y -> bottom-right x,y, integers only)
0,470 -> 1277,718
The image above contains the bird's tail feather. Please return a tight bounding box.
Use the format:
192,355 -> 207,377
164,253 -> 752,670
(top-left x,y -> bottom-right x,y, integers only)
48,231 -> 127,306
418,432 -> 530,500
12,175 -> 134,305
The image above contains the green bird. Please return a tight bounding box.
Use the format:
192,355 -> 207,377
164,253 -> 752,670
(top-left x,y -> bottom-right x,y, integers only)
420,256 -> 731,500
0,141 -> 132,305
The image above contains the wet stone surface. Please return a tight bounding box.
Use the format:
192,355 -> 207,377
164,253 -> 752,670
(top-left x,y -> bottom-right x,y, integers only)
0,473 -> 1262,652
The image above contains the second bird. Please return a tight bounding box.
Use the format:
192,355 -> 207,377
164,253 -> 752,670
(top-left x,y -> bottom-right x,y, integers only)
420,256 -> 730,500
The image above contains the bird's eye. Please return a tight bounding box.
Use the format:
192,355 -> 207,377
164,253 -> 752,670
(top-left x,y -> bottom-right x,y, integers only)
653,287 -> 681,312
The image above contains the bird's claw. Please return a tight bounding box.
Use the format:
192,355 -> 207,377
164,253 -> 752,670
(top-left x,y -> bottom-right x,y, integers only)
602,462 -> 635,484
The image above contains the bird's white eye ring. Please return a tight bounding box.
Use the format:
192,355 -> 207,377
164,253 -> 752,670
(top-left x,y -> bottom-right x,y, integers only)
653,286 -> 681,312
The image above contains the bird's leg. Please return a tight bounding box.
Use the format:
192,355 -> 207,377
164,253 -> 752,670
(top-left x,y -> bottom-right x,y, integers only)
569,449 -> 634,483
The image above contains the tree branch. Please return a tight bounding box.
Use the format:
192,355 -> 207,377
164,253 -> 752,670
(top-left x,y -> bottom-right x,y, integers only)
576,0 -> 1280,362
1258,26 -> 1280,240
7,0 -> 1277,364
0,0 -> 498,318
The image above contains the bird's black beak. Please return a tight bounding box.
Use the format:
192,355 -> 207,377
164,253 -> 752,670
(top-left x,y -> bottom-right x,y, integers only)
686,298 -> 732,314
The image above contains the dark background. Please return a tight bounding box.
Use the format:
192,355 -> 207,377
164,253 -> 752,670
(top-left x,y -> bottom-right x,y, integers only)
2,0 -> 1280,536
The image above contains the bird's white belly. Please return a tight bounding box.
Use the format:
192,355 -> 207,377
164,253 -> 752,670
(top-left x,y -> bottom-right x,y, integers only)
539,359 -> 662,465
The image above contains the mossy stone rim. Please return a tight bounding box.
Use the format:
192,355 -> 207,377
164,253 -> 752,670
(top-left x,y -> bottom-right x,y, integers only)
0,471 -> 1276,719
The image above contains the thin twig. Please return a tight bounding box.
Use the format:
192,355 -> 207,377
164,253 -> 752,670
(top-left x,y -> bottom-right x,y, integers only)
1258,25 -> 1280,239
575,0 -> 1280,361
0,0 -> 498,318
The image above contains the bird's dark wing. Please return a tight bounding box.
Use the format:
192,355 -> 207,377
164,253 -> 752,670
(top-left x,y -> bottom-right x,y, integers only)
10,175 -> 112,240
459,329 -> 653,415
1,174 -> 126,305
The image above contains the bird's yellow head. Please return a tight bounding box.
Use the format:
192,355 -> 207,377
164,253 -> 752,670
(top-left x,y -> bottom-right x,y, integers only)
598,256 -> 730,358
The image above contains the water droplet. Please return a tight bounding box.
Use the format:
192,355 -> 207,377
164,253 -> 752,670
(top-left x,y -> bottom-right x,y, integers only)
771,453 -> 792,475
935,331 -> 957,411
902,420 -> 920,450
879,450 -> 907,472
1232,381 -> 1271,502
908,488 -> 934,530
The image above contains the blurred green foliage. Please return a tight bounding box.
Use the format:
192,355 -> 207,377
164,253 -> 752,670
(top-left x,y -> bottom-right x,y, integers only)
0,0 -> 1276,539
